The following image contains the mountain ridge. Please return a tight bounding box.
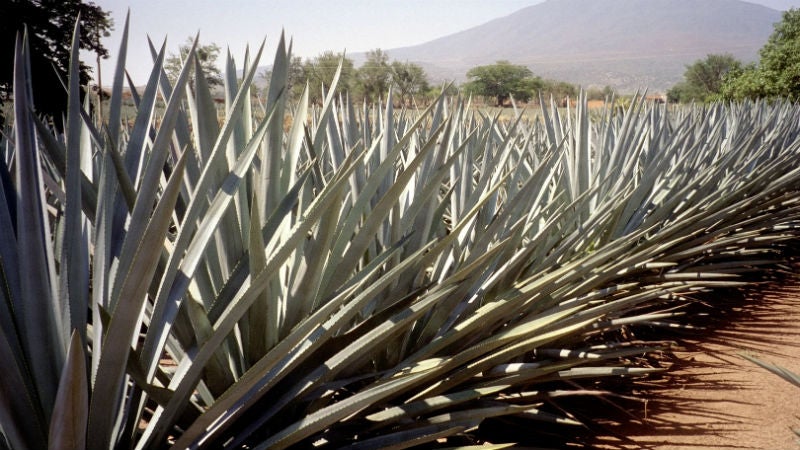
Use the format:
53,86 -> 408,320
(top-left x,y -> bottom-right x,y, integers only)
378,0 -> 782,92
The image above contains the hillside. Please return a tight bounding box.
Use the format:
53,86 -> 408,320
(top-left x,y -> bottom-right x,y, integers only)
381,0 -> 782,92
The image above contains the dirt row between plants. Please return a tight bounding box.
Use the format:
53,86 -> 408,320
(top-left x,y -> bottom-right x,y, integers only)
592,282 -> 800,449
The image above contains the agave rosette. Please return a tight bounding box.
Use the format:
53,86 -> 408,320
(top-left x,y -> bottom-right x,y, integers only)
2,17 -> 800,449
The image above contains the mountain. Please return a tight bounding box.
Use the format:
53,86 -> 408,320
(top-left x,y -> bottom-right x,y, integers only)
381,0 -> 782,92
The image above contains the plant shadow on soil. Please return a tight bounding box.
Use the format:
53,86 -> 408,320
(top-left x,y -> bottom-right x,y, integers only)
461,260 -> 800,449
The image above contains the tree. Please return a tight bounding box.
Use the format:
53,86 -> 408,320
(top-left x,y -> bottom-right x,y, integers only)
587,85 -> 616,101
287,55 -> 305,99
0,0 -> 112,128
390,61 -> 429,106
719,64 -> 769,100
666,82 -> 699,103
751,8 -> 800,98
165,37 -> 223,87
722,9 -> 800,100
541,79 -> 577,104
357,49 -> 391,103
464,61 -> 541,106
260,55 -> 305,101
668,54 -> 742,102
426,82 -> 459,103
303,51 -> 355,104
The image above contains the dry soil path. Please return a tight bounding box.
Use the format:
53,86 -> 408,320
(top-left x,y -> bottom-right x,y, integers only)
593,283 -> 800,449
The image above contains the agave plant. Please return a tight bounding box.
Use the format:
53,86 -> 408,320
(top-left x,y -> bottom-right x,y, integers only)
2,14 -> 800,449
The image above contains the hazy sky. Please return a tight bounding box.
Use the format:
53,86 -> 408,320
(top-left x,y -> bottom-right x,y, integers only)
88,0 -> 800,85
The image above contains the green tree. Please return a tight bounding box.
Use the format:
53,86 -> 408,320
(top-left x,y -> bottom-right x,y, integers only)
666,81 -> 701,103
464,61 -> 541,106
668,54 -> 742,102
0,0 -> 112,128
303,51 -> 355,104
722,9 -> 800,100
390,61 -> 429,106
165,37 -> 223,87
719,64 -> 768,100
753,8 -> 800,98
357,49 -> 391,103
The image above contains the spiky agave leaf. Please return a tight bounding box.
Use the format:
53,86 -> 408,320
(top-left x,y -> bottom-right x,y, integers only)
8,29 -> 65,445
5,16 -> 800,450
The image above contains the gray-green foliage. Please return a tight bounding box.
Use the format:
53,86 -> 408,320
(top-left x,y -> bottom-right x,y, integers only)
302,50 -> 356,103
464,60 -> 542,105
164,36 -> 223,87
722,8 -> 800,100
667,53 -> 742,103
3,17 -> 800,449
358,48 -> 391,103
389,60 -> 429,106
299,50 -> 431,106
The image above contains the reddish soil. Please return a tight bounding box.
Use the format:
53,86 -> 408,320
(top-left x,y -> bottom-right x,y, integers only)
594,284 -> 800,449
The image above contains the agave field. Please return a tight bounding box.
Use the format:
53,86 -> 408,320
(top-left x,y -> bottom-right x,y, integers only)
3,18 -> 800,449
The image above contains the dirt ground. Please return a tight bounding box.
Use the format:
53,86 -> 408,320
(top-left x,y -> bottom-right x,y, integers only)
592,284 -> 800,449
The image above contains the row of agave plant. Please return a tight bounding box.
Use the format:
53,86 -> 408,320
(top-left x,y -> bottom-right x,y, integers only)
3,16 -> 800,449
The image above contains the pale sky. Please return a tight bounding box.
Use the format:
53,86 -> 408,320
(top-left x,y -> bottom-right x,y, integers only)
87,0 -> 800,85
88,0 -> 541,84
